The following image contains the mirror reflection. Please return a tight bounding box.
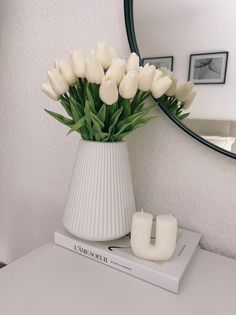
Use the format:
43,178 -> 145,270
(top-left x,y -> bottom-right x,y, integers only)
133,0 -> 236,154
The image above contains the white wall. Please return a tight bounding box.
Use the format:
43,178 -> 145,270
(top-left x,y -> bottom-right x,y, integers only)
1,0 -> 236,263
0,0 -> 129,263
134,0 -> 236,120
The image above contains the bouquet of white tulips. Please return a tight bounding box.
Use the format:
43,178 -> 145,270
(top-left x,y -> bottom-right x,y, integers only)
41,42 -> 195,141
157,68 -> 196,120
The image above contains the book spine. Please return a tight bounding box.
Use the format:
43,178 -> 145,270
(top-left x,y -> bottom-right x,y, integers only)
54,232 -> 178,293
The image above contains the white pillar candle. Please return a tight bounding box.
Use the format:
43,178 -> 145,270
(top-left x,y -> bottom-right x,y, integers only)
130,210 -> 177,261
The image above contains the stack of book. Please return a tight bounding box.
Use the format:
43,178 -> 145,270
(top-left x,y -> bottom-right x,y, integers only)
54,227 -> 201,294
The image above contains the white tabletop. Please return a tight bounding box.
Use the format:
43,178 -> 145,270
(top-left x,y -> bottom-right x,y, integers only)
0,244 -> 236,315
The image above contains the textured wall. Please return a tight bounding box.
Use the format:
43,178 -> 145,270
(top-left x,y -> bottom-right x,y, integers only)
0,0 -> 236,264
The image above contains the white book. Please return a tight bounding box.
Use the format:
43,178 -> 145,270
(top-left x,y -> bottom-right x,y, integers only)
54,228 -> 201,294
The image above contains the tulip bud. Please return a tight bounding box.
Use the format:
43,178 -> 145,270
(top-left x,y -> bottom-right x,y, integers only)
175,82 -> 194,102
48,68 -> 69,95
109,46 -> 117,61
182,90 -> 196,109
41,82 -> 59,100
166,75 -> 177,96
71,50 -> 85,78
119,71 -> 138,99
126,52 -> 140,72
99,78 -> 118,105
105,58 -> 126,85
138,64 -> 156,91
58,59 -> 77,85
95,41 -> 113,70
85,56 -> 104,84
150,76 -> 172,98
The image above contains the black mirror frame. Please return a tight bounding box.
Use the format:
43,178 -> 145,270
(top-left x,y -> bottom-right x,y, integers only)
124,0 -> 236,159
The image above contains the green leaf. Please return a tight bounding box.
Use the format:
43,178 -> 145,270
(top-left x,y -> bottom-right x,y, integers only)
131,91 -> 151,114
92,125 -> 108,142
90,111 -> 105,129
84,100 -> 93,139
79,77 -> 85,89
86,85 -> 96,114
92,125 -> 101,141
91,114 -> 108,141
116,111 -> 146,130
122,99 -> 131,118
82,81 -> 88,107
79,126 -> 90,140
107,107 -> 123,139
60,98 -> 72,117
172,106 -> 180,116
74,85 -> 84,105
133,102 -> 145,114
97,104 -> 106,124
72,97 -> 85,115
67,116 -> 86,134
68,86 -> 76,100
91,83 -> 102,111
44,109 -> 74,127
175,106 -> 183,115
130,90 -> 141,109
61,93 -> 69,100
139,91 -> 151,103
141,104 -> 156,114
69,99 -> 81,122
108,103 -> 118,117
168,99 -> 178,110
112,112 -> 146,140
114,116 -> 157,141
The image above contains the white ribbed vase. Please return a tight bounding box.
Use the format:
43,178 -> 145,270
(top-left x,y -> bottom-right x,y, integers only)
63,139 -> 136,241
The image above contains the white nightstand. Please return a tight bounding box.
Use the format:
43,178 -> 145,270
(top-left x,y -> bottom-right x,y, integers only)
0,244 -> 235,315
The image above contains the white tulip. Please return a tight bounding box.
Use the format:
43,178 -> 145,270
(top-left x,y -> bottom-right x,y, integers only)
160,67 -> 172,77
119,71 -> 138,99
99,78 -> 118,105
85,56 -> 104,84
41,82 -> 59,101
58,59 -> 77,85
153,69 -> 163,81
95,41 -> 113,70
109,46 -> 117,61
138,63 -> 156,91
159,68 -> 177,96
166,75 -> 177,96
105,58 -> 126,85
150,76 -> 172,98
71,50 -> 85,78
126,52 -> 139,72
175,82 -> 194,102
182,90 -> 196,109
48,68 -> 69,95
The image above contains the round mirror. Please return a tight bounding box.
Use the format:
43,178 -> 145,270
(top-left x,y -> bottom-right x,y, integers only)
124,0 -> 236,158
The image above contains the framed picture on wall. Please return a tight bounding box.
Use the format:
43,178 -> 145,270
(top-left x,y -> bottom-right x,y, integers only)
188,52 -> 229,84
142,56 -> 174,71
